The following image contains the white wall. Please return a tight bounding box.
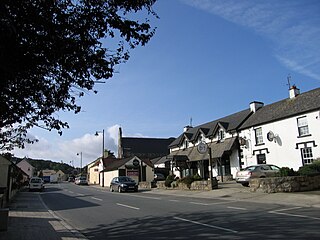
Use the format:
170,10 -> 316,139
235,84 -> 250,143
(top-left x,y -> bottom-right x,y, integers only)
239,110 -> 320,170
17,160 -> 34,178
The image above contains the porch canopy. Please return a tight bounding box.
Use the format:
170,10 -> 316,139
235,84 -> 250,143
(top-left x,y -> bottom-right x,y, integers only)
169,137 -> 238,163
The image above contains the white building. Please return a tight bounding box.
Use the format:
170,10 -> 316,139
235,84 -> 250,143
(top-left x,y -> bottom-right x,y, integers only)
238,86 -> 320,170
16,158 -> 35,178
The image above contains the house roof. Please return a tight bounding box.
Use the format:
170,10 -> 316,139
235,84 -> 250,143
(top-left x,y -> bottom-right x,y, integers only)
169,109 -> 251,148
239,87 -> 320,129
101,156 -> 153,172
121,137 -> 175,159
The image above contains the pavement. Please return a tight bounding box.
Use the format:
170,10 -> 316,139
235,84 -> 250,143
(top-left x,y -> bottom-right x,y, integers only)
0,181 -> 319,240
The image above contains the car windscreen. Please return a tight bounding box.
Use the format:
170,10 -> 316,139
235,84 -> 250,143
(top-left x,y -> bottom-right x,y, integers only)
30,178 -> 42,183
244,166 -> 257,171
80,177 -> 87,180
119,177 -> 133,182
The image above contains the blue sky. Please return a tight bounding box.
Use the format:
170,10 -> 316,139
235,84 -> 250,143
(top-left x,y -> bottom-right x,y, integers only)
11,0 -> 320,167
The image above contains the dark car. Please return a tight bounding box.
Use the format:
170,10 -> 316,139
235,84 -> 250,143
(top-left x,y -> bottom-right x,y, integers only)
154,173 -> 166,181
109,176 -> 138,193
236,164 -> 281,187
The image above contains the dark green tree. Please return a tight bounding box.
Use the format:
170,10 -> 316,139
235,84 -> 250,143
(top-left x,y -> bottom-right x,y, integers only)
0,0 -> 157,150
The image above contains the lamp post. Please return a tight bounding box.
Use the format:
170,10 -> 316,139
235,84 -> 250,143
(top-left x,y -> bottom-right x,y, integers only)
77,152 -> 82,175
95,129 -> 105,187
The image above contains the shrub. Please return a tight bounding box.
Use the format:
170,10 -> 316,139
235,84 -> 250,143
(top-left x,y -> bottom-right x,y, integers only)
193,173 -> 202,181
165,175 -> 175,187
276,167 -> 298,177
298,160 -> 320,176
177,175 -> 196,189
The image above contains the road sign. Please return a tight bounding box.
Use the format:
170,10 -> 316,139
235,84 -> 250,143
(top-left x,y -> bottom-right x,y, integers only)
197,142 -> 208,154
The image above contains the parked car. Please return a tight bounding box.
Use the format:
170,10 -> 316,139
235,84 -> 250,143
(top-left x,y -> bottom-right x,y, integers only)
29,177 -> 44,192
110,176 -> 138,193
154,173 -> 166,181
75,176 -> 88,185
236,164 -> 281,187
68,177 -> 75,182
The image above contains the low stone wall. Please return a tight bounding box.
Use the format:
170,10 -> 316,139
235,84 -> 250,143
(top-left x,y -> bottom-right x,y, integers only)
155,179 -> 218,191
138,181 -> 152,189
250,175 -> 320,193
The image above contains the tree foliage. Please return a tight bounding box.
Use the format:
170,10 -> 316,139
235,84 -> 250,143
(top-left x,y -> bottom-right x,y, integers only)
0,0 -> 157,150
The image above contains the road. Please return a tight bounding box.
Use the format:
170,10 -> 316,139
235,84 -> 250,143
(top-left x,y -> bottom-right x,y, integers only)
41,183 -> 320,239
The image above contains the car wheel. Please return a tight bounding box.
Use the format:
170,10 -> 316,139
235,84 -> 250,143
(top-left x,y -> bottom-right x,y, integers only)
118,186 -> 122,193
110,186 -> 113,192
242,183 -> 249,187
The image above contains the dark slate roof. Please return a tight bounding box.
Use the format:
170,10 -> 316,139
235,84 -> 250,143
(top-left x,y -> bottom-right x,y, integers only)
239,87 -> 320,129
102,157 -> 153,172
122,137 -> 175,159
169,109 -> 252,148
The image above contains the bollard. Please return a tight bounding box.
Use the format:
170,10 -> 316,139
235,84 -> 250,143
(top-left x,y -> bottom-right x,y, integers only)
0,208 -> 9,231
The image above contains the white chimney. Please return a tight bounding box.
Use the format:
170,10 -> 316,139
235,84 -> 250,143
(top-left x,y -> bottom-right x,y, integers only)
250,101 -> 264,113
183,125 -> 192,132
289,85 -> 300,99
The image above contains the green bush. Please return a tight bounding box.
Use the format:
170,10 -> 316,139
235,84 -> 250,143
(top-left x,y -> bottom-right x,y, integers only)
276,167 -> 299,177
165,175 -> 175,187
193,173 -> 202,181
177,175 -> 194,188
298,160 -> 320,176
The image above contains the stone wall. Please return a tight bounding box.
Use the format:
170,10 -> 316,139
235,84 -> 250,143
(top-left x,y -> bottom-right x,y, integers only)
155,179 -> 218,191
250,175 -> 320,193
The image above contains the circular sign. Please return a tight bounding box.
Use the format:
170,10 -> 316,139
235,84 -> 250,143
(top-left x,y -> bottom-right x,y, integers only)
267,131 -> 274,142
132,159 -> 140,166
197,142 -> 208,154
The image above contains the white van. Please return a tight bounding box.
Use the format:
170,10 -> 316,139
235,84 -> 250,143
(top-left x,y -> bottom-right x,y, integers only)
29,177 -> 44,191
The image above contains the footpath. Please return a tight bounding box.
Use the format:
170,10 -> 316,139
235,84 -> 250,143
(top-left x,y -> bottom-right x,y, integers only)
0,182 -> 319,240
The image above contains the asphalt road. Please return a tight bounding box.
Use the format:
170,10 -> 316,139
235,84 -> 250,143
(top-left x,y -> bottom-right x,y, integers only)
41,183 -> 320,239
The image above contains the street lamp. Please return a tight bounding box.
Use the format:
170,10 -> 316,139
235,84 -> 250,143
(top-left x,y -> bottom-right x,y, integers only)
77,152 -> 82,175
95,129 -> 105,187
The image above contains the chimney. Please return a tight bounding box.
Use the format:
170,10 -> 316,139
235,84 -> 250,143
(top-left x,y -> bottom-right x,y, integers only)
289,85 -> 300,99
183,125 -> 192,132
118,127 -> 123,159
250,101 -> 264,113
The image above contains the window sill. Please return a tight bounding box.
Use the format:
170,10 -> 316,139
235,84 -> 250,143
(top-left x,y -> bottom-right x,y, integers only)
255,143 -> 265,147
297,134 -> 312,138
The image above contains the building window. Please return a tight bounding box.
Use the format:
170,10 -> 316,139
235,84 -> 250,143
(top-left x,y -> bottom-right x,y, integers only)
183,139 -> 189,149
297,116 -> 309,137
257,153 -> 266,164
255,128 -> 263,145
301,147 -> 313,165
218,129 -> 225,141
197,133 -> 205,144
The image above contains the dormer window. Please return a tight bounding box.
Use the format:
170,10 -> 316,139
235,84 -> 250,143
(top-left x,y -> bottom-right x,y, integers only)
218,129 -> 225,141
197,133 -> 205,144
183,138 -> 189,149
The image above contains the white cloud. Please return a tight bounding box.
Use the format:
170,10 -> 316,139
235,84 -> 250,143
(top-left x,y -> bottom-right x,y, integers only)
11,124 -> 121,167
181,0 -> 320,81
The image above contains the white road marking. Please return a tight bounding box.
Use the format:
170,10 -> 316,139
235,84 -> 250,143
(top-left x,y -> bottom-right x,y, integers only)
116,203 -> 140,210
189,201 -> 210,206
269,207 -> 320,220
68,191 -> 74,194
129,194 -> 162,200
169,199 -> 180,202
76,193 -> 84,196
227,206 -> 247,210
91,197 -> 103,201
174,217 -> 238,233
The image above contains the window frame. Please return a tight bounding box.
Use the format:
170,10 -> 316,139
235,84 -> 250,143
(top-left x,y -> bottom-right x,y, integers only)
301,147 -> 313,165
297,116 -> 310,137
254,127 -> 264,145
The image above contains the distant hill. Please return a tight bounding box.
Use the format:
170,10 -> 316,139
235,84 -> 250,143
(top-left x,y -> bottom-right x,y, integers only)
1,153 -> 75,174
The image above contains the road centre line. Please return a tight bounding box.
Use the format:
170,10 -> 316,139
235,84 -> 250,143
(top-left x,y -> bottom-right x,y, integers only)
227,206 -> 247,210
128,194 -> 162,200
271,206 -> 302,212
91,197 -> 103,201
76,193 -> 84,196
68,191 -> 74,193
189,201 -> 210,206
174,217 -> 238,233
116,203 -> 140,210
169,199 -> 180,202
